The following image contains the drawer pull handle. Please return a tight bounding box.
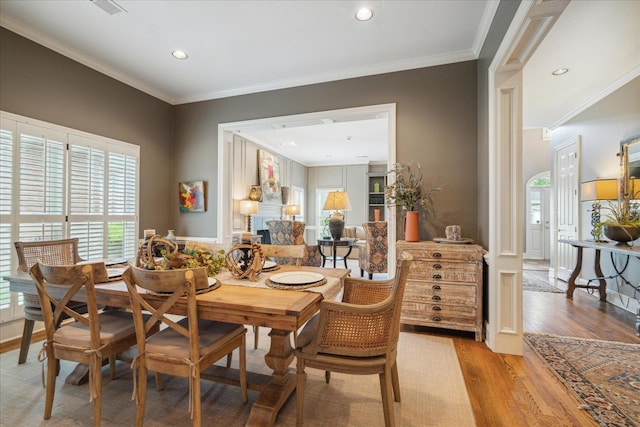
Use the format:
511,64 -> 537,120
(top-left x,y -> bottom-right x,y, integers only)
432,295 -> 441,301
432,306 -> 442,311
432,316 -> 442,322
432,274 -> 442,280
433,263 -> 442,270
433,252 -> 442,258
432,285 -> 441,290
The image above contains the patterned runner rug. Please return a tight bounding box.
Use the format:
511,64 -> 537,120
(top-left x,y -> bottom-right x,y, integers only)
523,271 -> 564,293
524,333 -> 640,427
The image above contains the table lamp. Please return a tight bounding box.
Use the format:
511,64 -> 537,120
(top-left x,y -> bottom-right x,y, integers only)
323,191 -> 352,240
285,204 -> 301,221
581,178 -> 617,241
239,200 -> 259,233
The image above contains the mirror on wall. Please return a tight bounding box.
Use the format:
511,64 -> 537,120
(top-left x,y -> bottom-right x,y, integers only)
620,135 -> 640,200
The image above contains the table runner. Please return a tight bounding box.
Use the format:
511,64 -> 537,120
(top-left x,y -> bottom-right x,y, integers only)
215,270 -> 340,299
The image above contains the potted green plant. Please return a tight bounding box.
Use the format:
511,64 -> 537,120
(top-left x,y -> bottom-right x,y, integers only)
384,162 -> 443,241
599,186 -> 640,244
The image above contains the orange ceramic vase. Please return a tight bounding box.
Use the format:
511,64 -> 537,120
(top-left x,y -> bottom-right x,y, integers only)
404,211 -> 420,242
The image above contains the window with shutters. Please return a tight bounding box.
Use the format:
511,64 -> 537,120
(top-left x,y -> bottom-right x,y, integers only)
0,112 -> 140,322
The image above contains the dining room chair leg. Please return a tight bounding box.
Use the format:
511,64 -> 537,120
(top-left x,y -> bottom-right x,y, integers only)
240,336 -> 248,403
324,370 -> 331,384
391,362 -> 401,402
109,355 -> 116,379
379,367 -> 395,427
296,359 -> 306,427
44,353 -> 57,419
92,365 -> 103,427
253,325 -> 259,349
18,318 -> 35,364
193,372 -> 202,427
154,372 -> 163,391
226,352 -> 232,368
136,362 -> 147,426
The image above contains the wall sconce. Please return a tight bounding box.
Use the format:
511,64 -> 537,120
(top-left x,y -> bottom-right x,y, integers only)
322,191 -> 352,240
284,204 -> 301,221
239,200 -> 259,233
581,178 -> 617,241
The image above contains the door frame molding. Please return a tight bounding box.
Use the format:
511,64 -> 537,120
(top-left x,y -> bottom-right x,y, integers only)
216,103 -> 397,271
486,0 -> 569,354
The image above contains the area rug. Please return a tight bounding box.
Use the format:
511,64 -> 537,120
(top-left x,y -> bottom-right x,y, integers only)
523,271 -> 564,293
0,329 -> 475,426
524,333 -> 640,427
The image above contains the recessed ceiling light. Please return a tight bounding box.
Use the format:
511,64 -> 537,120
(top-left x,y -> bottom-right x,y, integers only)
172,50 -> 188,60
355,8 -> 373,21
552,68 -> 569,76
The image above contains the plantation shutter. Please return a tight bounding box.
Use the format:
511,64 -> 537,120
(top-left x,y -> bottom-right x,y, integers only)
107,151 -> 138,259
0,119 -> 15,312
68,134 -> 107,260
0,111 -> 140,322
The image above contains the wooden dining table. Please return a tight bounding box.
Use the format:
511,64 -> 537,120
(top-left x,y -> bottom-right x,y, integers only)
7,265 -> 349,427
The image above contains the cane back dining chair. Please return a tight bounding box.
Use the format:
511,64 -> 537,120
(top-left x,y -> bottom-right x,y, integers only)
294,251 -> 413,427
358,221 -> 389,280
123,267 -> 248,427
30,263 -> 142,426
14,238 -> 89,364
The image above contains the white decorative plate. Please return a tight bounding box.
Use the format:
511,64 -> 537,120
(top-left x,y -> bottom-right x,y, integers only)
269,272 -> 324,285
263,261 -> 277,269
433,237 -> 475,244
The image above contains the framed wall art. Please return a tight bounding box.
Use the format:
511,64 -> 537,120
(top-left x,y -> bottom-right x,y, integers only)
179,180 -> 206,212
259,149 -> 280,202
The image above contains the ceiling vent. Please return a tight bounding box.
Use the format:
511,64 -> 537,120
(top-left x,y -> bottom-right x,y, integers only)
91,0 -> 127,15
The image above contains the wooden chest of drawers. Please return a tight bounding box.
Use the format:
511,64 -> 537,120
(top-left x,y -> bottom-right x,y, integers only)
397,240 -> 484,341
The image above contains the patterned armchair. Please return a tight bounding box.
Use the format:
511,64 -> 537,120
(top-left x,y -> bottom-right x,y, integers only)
265,220 -> 321,267
359,221 -> 388,279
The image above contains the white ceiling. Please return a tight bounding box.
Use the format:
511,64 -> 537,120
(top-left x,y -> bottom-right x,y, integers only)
1,0 -> 638,166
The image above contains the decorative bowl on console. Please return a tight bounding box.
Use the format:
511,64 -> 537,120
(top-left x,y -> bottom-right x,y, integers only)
603,224 -> 640,244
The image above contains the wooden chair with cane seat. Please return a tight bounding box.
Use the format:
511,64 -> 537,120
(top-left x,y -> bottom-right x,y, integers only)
30,263 -> 143,426
294,251 -> 413,427
14,238 -> 89,364
251,243 -> 306,349
123,267 -> 248,427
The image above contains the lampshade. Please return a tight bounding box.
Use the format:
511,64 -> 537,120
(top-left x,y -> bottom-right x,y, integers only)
239,200 -> 259,215
284,204 -> 301,215
581,179 -> 617,201
323,191 -> 352,211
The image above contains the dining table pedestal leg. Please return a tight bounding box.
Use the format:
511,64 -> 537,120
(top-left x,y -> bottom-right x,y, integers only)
245,328 -> 296,427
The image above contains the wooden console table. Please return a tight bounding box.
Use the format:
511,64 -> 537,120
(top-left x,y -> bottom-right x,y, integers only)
559,239 -> 640,336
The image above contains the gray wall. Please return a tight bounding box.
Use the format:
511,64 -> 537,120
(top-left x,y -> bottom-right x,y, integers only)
174,62 -> 478,241
476,0 -> 522,247
0,28 -> 174,236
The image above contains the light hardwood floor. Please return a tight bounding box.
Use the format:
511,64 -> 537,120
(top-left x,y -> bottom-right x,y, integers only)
403,267 -> 639,427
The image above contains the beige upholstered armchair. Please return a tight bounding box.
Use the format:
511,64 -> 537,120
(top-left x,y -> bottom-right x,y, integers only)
358,221 -> 389,279
294,251 -> 413,427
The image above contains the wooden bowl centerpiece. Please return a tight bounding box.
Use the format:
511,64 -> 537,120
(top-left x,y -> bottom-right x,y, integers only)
132,236 -> 225,292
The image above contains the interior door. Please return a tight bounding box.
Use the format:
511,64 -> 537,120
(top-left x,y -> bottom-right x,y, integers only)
526,187 -> 544,259
555,138 -> 580,281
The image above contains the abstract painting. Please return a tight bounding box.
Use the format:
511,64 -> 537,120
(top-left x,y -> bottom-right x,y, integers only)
179,180 -> 206,212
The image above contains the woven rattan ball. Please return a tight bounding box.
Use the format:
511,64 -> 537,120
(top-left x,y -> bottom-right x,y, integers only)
225,243 -> 263,281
